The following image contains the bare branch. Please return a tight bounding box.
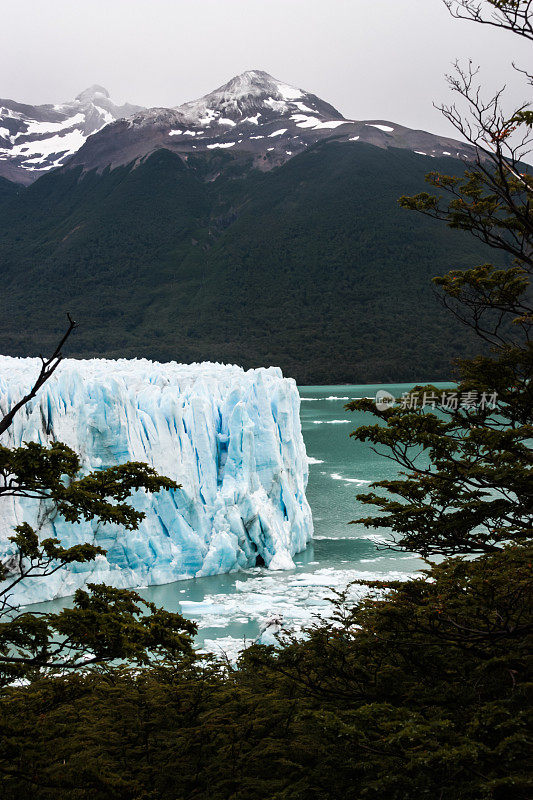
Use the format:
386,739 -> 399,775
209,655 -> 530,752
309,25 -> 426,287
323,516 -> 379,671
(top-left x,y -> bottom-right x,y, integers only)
0,314 -> 78,436
444,0 -> 533,41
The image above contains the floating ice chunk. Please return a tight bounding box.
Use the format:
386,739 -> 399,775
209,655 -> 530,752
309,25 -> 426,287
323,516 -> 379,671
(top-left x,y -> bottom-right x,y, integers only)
268,551 -> 295,571
312,420 -> 350,425
256,613 -> 285,645
330,473 -> 371,485
193,564 -> 419,659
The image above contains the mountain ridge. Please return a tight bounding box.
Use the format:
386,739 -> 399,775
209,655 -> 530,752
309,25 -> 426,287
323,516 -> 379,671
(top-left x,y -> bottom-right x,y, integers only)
1,71 -> 475,184
65,69 -> 476,177
0,86 -> 143,184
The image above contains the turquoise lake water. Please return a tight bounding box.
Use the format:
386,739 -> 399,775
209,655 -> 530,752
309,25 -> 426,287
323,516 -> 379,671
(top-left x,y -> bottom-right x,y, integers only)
26,382 -> 450,658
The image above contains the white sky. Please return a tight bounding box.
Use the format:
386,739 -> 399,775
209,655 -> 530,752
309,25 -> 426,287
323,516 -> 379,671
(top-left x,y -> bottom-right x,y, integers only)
1,0 -> 530,137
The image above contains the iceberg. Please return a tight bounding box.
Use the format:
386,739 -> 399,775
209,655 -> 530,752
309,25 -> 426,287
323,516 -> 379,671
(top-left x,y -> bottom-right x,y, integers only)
0,357 -> 313,604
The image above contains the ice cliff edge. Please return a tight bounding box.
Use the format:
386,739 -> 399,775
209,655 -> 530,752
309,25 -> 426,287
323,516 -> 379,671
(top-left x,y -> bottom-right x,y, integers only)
0,358 -> 313,604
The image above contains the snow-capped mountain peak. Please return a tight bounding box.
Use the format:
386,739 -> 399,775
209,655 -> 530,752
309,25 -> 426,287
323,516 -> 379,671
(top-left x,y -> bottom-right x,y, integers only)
177,69 -> 343,125
0,71 -> 475,184
204,69 -> 300,101
187,69 -> 308,110
75,84 -> 111,104
0,86 -> 143,184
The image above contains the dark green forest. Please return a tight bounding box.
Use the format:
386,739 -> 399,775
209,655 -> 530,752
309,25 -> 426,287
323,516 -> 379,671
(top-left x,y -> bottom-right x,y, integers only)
1,550 -> 530,800
0,142 -> 492,383
0,178 -> 20,203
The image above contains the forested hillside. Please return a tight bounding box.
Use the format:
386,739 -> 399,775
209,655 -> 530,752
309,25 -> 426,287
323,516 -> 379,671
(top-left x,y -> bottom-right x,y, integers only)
0,142 -> 493,382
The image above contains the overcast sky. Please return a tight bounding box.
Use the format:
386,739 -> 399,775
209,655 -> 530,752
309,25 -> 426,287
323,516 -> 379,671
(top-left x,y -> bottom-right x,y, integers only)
1,0 -> 530,137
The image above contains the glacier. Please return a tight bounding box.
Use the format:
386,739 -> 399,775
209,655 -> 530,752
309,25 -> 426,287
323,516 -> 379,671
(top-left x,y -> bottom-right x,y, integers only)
0,357 -> 313,605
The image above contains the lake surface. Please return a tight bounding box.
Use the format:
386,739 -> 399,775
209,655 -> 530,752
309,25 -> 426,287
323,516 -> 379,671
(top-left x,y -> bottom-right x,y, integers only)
26,382 -> 449,659
137,382 -> 449,658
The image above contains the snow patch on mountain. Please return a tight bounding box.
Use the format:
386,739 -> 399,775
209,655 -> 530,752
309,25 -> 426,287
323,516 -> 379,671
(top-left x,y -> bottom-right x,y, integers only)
6,129 -> 87,169
207,141 -> 236,149
314,119 -> 350,129
366,123 -> 394,133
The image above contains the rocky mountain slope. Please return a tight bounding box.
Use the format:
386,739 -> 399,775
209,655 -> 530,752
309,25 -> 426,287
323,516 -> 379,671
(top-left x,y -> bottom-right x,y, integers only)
1,71 -> 473,184
0,85 -> 143,184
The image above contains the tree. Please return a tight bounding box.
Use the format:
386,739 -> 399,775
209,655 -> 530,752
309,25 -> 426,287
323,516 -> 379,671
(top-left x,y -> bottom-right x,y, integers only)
0,318 -> 196,688
346,0 -> 532,558
444,0 -> 533,40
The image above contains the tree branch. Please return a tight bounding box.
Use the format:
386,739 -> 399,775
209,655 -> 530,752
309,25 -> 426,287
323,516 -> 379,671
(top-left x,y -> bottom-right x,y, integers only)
0,313 -> 78,436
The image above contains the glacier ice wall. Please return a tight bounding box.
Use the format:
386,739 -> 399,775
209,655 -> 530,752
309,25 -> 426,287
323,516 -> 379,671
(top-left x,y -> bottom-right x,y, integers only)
0,358 -> 313,604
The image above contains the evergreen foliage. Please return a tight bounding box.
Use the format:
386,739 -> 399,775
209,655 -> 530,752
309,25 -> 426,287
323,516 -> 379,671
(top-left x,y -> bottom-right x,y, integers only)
0,548 -> 530,799
0,177 -> 19,204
